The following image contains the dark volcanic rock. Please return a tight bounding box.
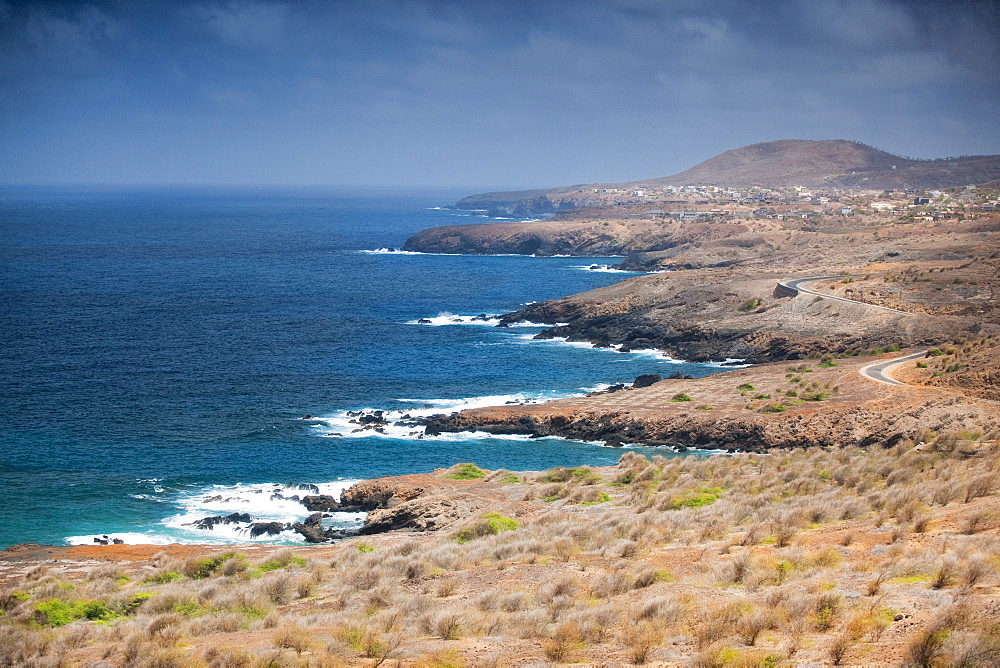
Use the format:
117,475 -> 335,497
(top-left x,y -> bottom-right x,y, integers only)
302,494 -> 340,512
248,522 -> 286,538
290,512 -> 348,543
291,513 -> 328,543
632,374 -> 662,388
191,513 -> 253,530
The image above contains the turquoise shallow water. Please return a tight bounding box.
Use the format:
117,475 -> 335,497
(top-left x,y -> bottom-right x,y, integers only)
0,186 -> 728,547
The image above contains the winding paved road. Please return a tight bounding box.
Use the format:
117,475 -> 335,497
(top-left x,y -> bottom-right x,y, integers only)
778,276 -> 914,315
779,275 -> 922,386
859,351 -> 929,386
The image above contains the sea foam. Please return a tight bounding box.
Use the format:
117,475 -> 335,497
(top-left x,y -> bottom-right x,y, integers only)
406,313 -> 566,328
313,389 -> 599,442
66,480 -> 365,546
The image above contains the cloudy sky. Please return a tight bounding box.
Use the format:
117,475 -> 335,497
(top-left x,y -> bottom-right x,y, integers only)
3,0 -> 998,188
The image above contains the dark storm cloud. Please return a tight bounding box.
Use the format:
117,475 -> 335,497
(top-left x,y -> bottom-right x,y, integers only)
2,0 -> 998,186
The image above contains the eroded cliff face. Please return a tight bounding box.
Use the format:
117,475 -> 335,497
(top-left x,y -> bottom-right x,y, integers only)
402,220 -> 633,255
401,217 -> 755,256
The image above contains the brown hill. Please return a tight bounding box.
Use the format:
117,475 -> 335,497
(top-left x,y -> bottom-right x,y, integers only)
648,139 -> 1000,189
454,140 -> 1000,214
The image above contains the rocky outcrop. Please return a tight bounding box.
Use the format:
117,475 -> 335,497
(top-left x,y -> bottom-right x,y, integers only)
301,478 -> 426,513
248,522 -> 286,538
302,495 -> 340,512
632,374 -> 662,388
190,513 -> 253,530
359,493 -> 490,535
291,513 -> 346,543
339,479 -> 425,511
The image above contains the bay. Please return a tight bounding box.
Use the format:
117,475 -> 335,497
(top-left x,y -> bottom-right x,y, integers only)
0,186 -> 725,546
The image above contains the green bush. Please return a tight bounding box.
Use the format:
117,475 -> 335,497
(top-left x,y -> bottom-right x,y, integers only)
259,555 -> 306,572
187,552 -> 245,579
454,512 -> 519,543
144,571 -> 180,585
35,598 -> 117,626
580,492 -> 612,506
759,403 -> 786,413
445,463 -> 487,480
670,393 -> 692,402
668,488 -> 724,509
122,592 -> 156,614
737,383 -> 757,392
499,473 -> 521,484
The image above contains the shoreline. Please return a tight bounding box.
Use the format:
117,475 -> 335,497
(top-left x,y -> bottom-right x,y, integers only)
4,445 -> 999,666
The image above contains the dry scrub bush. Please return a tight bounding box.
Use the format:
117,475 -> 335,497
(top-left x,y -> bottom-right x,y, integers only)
738,607 -> 777,646
203,646 -> 257,667
543,620 -> 583,662
506,609 -> 550,639
691,601 -> 747,649
273,623 -> 315,654
964,474 -> 997,503
188,611 -> 244,635
618,619 -> 664,664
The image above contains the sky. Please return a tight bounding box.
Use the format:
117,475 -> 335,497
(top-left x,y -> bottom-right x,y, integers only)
3,0 -> 999,188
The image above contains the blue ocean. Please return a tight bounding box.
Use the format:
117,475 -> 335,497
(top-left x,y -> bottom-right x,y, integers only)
1,186 -> 728,548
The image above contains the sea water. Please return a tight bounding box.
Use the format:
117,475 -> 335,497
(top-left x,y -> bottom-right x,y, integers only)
1,186 -> 729,547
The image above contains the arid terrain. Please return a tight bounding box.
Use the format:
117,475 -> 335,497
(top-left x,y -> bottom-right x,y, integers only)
3,141 -> 999,666
3,447 -> 999,666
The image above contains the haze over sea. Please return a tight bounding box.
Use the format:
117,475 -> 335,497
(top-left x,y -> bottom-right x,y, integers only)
1,187 -> 729,548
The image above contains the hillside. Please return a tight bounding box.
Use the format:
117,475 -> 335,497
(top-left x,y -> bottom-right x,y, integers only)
453,140 -> 1000,215
642,139 -> 1000,189
3,446 -> 999,666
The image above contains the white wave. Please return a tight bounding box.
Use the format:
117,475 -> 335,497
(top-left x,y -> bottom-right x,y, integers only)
568,264 -> 639,273
129,494 -> 169,503
512,335 -> 690,365
407,312 -> 567,328
146,480 -> 365,545
706,358 -> 750,368
313,390 -> 592,442
65,532 -> 176,546
624,348 -> 685,363
407,312 -> 502,326
505,319 -> 569,328
359,248 -> 432,255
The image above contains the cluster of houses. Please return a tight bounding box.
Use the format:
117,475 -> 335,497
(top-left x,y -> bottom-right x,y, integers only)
579,183 -> 998,224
